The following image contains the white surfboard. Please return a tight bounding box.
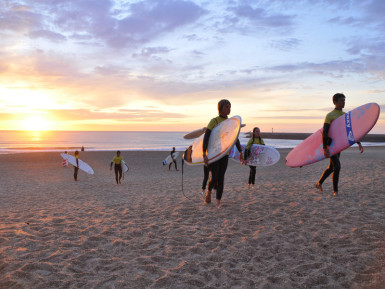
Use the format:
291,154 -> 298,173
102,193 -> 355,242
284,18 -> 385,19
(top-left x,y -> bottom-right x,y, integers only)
183,115 -> 242,166
183,128 -> 206,139
163,152 -> 179,165
229,144 -> 280,166
184,124 -> 246,140
60,153 -> 94,175
121,160 -> 129,173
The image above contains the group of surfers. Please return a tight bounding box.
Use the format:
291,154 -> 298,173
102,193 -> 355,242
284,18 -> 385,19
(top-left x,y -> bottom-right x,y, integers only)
200,95 -> 363,207
65,93 -> 363,207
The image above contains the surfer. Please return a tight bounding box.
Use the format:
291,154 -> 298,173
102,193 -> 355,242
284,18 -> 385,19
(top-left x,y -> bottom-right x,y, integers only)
62,151 -> 68,167
110,150 -> 124,184
245,127 -> 265,188
169,147 -> 178,171
203,99 -> 244,207
74,150 -> 79,181
315,93 -> 363,196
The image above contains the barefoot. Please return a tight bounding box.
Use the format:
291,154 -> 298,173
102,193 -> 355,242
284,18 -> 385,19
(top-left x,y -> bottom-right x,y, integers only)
315,183 -> 323,192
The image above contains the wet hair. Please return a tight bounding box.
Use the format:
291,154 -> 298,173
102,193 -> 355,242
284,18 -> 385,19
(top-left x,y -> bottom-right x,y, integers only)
218,99 -> 231,113
332,93 -> 345,104
117,150 -> 120,154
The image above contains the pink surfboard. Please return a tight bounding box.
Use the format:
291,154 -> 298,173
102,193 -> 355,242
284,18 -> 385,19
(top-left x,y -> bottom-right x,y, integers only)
286,103 -> 380,168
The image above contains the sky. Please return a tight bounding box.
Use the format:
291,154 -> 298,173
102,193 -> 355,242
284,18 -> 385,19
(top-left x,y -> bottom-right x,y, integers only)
0,0 -> 384,133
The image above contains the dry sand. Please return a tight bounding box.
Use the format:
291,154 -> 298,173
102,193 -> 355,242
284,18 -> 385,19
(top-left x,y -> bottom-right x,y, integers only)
0,147 -> 384,288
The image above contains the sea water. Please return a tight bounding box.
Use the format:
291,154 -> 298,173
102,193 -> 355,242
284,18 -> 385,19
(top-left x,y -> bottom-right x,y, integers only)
0,131 -> 383,154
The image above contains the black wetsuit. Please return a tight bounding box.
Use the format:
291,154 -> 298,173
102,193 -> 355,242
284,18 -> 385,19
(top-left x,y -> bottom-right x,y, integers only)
203,122 -> 242,200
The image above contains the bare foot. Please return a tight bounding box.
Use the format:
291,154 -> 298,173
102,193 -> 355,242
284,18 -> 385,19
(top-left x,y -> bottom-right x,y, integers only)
315,183 -> 323,192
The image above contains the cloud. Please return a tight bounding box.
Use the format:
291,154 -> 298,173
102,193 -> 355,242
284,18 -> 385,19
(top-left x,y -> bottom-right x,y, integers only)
267,59 -> 366,76
29,29 -> 66,42
231,4 -> 294,27
132,46 -> 172,59
364,0 -> 385,26
217,1 -> 296,34
49,108 -> 186,122
0,4 -> 42,33
1,0 -> 206,49
270,38 -> 301,51
103,0 -> 207,48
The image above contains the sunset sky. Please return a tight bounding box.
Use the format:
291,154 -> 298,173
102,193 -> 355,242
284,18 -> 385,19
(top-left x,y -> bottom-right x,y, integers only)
0,0 -> 384,133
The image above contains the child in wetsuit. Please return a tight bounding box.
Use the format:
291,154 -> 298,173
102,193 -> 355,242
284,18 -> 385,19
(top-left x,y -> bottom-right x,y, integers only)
315,93 -> 363,196
110,150 -> 124,184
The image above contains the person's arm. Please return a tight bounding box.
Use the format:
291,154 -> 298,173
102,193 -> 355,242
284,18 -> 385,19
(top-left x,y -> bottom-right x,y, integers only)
76,158 -> 79,168
202,129 -> 211,165
235,139 -> 244,163
322,123 -> 331,158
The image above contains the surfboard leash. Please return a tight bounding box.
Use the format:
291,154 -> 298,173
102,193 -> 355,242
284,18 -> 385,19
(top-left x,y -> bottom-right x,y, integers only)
181,158 -> 193,201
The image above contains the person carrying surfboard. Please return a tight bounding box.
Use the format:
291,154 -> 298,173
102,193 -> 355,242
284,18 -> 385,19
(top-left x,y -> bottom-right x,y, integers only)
245,127 -> 265,188
169,147 -> 178,171
203,99 -> 244,207
62,151 -> 68,167
110,150 -> 124,184
315,93 -> 363,196
74,150 -> 79,181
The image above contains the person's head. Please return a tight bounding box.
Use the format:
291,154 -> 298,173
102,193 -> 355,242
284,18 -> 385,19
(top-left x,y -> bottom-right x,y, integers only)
172,147 -> 175,151
332,93 -> 345,109
253,127 -> 261,137
117,150 -> 120,156
74,150 -> 79,156
218,99 -> 231,117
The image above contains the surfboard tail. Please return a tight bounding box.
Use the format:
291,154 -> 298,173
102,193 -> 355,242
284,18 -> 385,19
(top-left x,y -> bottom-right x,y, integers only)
183,145 -> 193,163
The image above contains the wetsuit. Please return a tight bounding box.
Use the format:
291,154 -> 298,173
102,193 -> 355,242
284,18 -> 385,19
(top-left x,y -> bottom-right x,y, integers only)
74,155 -> 79,181
169,149 -> 178,170
111,156 -> 124,184
203,115 -> 242,200
202,165 -> 209,190
245,136 -> 265,185
318,109 -> 345,192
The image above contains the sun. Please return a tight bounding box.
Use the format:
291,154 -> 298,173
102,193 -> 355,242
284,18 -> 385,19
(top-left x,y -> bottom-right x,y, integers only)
21,115 -> 52,131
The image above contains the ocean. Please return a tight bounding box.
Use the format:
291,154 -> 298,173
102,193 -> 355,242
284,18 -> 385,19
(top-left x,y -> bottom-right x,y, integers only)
0,131 -> 383,154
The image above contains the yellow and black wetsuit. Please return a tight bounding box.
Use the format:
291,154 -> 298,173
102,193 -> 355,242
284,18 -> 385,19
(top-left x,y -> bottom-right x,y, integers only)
318,109 -> 345,192
111,156 -> 124,184
246,136 -> 265,185
202,115 -> 242,200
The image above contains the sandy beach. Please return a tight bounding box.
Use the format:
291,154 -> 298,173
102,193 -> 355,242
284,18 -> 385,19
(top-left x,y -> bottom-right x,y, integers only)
0,147 -> 384,288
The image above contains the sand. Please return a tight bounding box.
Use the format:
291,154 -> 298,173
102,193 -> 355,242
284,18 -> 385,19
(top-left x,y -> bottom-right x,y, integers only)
0,147 -> 384,288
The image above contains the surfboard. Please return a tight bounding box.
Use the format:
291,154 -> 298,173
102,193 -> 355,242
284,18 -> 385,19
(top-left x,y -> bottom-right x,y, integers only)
229,144 -> 280,166
162,152 -> 179,165
121,160 -> 129,173
183,124 -> 246,140
183,128 -> 206,139
60,153 -> 94,174
183,115 -> 242,166
286,103 -> 380,168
